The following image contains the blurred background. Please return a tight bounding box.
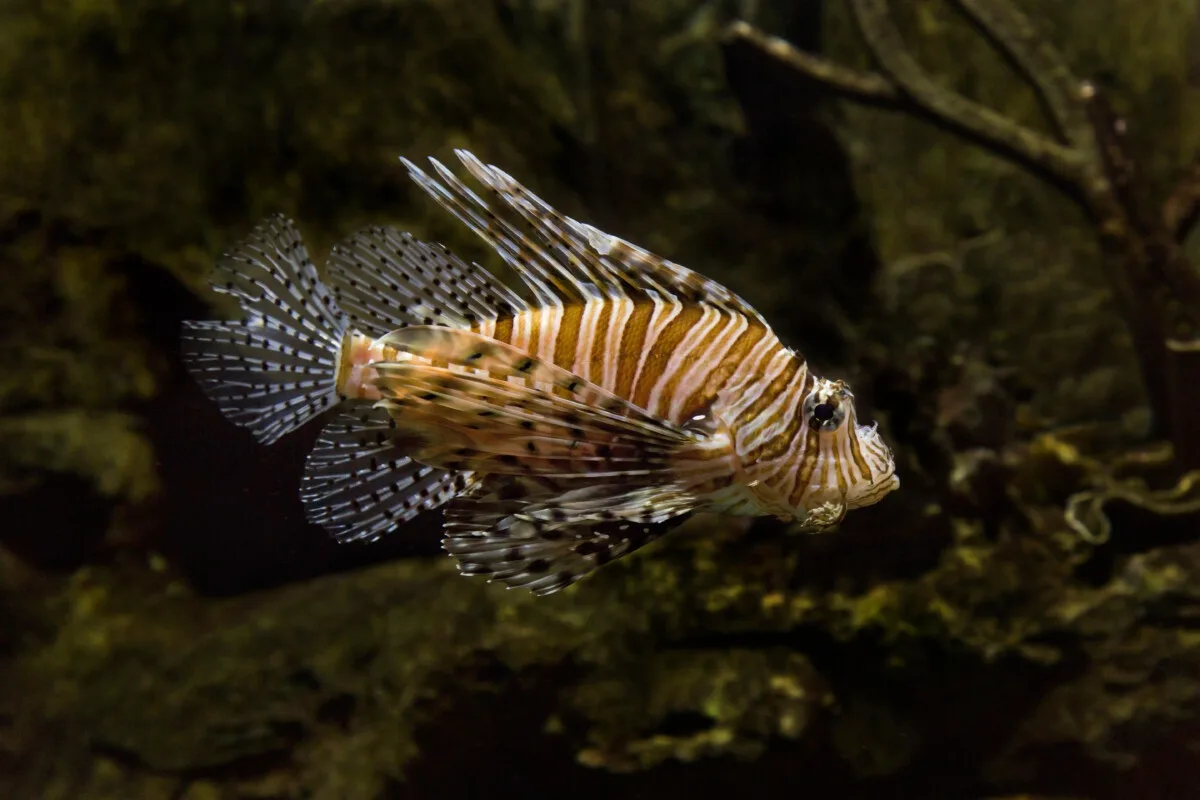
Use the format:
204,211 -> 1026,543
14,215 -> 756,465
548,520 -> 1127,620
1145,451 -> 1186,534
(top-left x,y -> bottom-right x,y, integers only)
2,1 -> 1200,797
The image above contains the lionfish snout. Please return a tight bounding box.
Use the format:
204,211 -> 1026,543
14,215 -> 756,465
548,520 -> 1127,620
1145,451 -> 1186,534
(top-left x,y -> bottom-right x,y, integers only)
844,420 -> 899,509
797,378 -> 898,513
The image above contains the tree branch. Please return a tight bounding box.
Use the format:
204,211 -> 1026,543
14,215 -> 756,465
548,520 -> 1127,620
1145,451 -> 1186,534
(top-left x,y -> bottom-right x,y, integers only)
724,21 -> 900,105
724,0 -> 1200,469
848,0 -> 1084,184
950,0 -> 1096,152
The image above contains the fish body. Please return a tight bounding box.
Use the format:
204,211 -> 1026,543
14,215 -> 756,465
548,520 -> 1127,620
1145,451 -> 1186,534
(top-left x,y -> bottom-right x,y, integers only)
182,150 -> 898,594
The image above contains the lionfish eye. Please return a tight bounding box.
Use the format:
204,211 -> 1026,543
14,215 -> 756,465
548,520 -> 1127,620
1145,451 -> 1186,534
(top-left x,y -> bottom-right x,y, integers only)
803,393 -> 847,432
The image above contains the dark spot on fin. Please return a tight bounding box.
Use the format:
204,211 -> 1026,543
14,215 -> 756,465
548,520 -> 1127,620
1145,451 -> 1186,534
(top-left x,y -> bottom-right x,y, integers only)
325,225 -> 528,338
402,149 -> 769,324
301,406 -> 475,543
180,215 -> 349,445
442,491 -> 692,596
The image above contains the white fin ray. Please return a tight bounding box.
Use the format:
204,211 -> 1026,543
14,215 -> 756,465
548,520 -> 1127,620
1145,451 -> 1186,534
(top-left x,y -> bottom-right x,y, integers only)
424,156 -> 623,303
375,326 -> 686,434
181,215 -> 349,445
443,483 -> 693,595
300,405 -> 475,543
403,154 -> 626,306
400,156 -> 563,308
453,151 -> 638,300
450,149 -> 769,323
326,225 -> 527,338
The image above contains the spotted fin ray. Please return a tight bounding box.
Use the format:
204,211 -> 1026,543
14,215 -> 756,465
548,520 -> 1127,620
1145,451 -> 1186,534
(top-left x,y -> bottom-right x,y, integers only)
369,326 -> 698,476
325,225 -> 527,338
442,482 -> 694,595
400,157 -> 571,307
180,215 -> 350,445
403,149 -> 768,323
375,326 -> 684,432
300,405 -> 475,543
372,363 -> 686,477
511,483 -> 699,524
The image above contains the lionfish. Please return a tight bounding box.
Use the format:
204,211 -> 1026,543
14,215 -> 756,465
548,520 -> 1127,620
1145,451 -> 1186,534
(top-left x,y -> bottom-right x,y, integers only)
181,150 -> 898,595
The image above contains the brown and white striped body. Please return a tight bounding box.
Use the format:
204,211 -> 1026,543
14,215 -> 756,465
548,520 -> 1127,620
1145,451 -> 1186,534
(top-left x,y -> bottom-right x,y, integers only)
183,148 -> 899,596
338,290 -> 897,523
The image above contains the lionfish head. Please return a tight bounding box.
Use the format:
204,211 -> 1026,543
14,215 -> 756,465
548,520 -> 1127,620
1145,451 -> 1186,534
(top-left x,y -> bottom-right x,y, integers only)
796,377 -> 899,513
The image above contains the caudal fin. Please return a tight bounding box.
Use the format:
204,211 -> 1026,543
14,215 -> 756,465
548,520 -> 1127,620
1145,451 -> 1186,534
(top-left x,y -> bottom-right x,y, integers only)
181,214 -> 350,445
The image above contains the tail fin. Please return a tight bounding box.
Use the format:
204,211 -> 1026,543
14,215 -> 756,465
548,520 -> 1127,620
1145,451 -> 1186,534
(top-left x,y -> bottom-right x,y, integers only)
181,215 -> 350,445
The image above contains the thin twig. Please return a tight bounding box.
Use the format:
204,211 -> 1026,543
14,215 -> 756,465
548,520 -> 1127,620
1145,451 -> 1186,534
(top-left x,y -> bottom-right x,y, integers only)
848,0 -> 1084,184
728,9 -> 1086,198
950,0 -> 1096,153
723,21 -> 899,104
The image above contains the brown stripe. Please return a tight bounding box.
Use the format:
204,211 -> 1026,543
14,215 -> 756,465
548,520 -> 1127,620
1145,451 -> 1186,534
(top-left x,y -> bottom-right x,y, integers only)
682,320 -> 768,416
553,303 -> 584,371
654,310 -> 725,418
488,315 -> 516,381
615,300 -> 655,399
526,308 -> 544,361
587,299 -> 615,385
788,427 -> 822,508
743,370 -> 813,464
632,304 -> 703,410
846,425 -> 871,486
493,315 -> 514,346
733,334 -> 786,410
833,438 -> 849,498
739,351 -> 801,425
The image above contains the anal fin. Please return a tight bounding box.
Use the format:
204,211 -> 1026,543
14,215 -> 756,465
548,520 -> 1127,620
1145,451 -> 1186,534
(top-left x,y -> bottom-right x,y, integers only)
443,484 -> 692,595
301,405 -> 475,543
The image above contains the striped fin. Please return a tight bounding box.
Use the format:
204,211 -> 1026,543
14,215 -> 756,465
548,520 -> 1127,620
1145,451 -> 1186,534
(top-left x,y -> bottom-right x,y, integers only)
442,484 -> 693,595
375,326 -> 683,433
300,405 -> 474,543
401,155 -> 613,306
372,363 -> 686,476
181,215 -> 349,445
423,149 -> 768,323
580,223 -> 766,323
515,483 -> 698,524
325,225 -> 527,338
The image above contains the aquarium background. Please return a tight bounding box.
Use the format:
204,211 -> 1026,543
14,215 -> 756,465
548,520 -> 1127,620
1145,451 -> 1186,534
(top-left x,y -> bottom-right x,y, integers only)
3,1 -> 1200,797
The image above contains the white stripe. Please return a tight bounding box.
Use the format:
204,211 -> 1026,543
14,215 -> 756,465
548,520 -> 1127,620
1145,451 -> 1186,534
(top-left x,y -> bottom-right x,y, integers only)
738,358 -> 808,454
573,297 -> 606,382
602,297 -> 635,393
720,334 -> 783,415
666,311 -> 748,422
538,304 -> 561,364
727,346 -> 793,433
776,419 -> 814,502
508,309 -> 533,387
629,292 -> 683,400
648,304 -> 723,417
